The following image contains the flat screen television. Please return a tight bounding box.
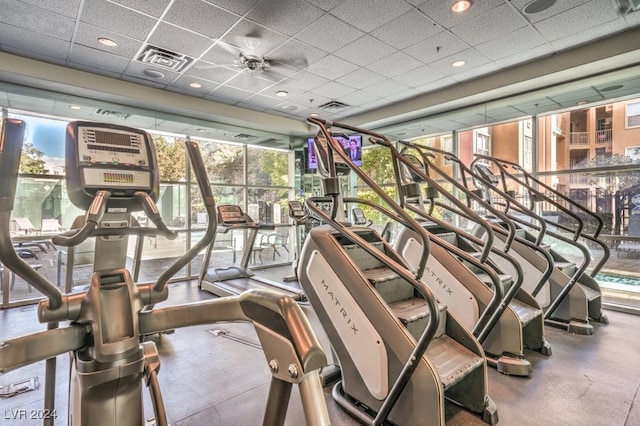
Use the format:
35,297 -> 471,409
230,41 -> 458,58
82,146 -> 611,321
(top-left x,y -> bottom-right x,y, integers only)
307,134 -> 362,170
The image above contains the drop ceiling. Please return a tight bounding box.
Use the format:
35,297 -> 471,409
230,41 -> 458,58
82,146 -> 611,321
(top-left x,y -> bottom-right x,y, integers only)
1,0 -> 640,147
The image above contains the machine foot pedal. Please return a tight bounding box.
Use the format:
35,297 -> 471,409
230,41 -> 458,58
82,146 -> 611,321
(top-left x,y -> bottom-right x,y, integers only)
0,376 -> 39,398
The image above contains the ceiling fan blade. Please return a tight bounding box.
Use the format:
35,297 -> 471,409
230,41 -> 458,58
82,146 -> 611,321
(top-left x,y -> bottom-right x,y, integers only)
232,35 -> 273,57
269,56 -> 308,69
216,40 -> 242,55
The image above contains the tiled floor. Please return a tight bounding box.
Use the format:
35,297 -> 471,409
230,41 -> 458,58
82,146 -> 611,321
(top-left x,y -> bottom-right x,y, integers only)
1,267 -> 640,425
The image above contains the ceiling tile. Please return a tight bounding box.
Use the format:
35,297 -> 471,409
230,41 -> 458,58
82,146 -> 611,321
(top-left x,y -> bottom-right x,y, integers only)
163,0 -> 240,39
17,0 -> 82,18
417,0 -> 505,30
305,55 -> 359,80
549,19 -> 629,51
237,94 -> 283,111
68,44 -> 131,74
185,61 -> 239,84
203,0 -> 260,16
268,39 -> 327,69
247,0 -> 325,36
0,1 -> 76,41
67,61 -> 124,78
295,13 -> 365,53
336,67 -> 387,90
403,31 -> 469,64
110,0 -> 172,17
510,0 -> 593,24
305,0 -> 342,11
533,0 -> 620,41
147,22 -> 216,58
393,64 -> 445,88
167,75 -> 220,95
373,51 -> 422,78
330,0 -> 412,33
449,62 -> 500,82
475,26 -> 548,61
451,3 -> 528,45
361,78 -> 410,97
334,35 -> 396,67
79,0 -> 158,41
339,89 -> 385,107
0,23 -> 71,60
224,71 -> 276,92
370,9 -> 441,50
279,70 -> 330,92
312,81 -> 357,99
206,85 -> 252,104
74,23 -> 143,59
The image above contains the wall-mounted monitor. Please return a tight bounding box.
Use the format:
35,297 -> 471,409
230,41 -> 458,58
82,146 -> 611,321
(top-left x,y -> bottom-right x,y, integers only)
307,134 -> 362,170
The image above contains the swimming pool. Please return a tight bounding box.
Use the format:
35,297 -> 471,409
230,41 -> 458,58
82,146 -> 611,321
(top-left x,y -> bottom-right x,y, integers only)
595,272 -> 640,287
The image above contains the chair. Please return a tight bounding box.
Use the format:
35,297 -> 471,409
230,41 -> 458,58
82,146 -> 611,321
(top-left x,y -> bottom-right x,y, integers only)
260,227 -> 290,261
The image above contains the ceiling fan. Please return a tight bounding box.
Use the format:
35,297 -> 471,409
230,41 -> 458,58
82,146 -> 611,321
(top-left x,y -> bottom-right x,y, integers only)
201,35 -> 307,79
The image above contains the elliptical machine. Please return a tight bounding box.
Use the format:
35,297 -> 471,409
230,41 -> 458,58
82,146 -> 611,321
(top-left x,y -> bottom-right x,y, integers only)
0,119 -> 330,426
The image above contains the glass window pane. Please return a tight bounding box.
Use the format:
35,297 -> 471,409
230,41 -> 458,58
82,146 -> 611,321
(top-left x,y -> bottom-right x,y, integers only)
247,146 -> 289,186
200,141 -> 244,185
152,134 -> 186,181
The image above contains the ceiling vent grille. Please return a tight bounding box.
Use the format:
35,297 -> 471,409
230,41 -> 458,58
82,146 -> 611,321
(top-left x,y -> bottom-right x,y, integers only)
318,100 -> 349,111
94,108 -> 129,119
137,45 -> 194,71
234,133 -> 257,140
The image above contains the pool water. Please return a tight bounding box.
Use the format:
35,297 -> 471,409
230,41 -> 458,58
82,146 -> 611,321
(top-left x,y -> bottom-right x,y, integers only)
595,273 -> 640,287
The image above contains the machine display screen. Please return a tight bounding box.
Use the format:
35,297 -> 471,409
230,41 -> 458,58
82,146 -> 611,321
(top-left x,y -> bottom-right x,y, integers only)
77,126 -> 149,167
76,125 -> 152,190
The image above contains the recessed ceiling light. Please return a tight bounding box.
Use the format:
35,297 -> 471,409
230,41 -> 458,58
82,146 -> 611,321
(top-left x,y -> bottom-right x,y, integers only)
310,112 -> 319,117
276,90 -> 288,97
282,105 -> 297,111
197,128 -> 206,133
452,60 -> 466,67
189,82 -> 202,88
576,100 -> 589,106
143,69 -> 164,79
69,105 -> 81,110
452,1 -> 472,13
523,0 -> 556,14
98,38 -> 117,47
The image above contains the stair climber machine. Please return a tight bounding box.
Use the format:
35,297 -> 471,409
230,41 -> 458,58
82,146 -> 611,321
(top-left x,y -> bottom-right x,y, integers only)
198,204 -> 306,300
387,141 -> 551,375
299,117 -> 499,425
0,119 -> 330,426
470,154 -> 608,335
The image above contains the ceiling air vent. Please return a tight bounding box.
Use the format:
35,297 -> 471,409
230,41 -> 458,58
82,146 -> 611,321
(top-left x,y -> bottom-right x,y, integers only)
137,45 -> 194,72
318,100 -> 349,111
94,108 -> 129,119
234,133 -> 257,140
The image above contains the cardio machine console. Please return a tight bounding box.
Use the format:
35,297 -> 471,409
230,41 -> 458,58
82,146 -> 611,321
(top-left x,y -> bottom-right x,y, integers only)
65,122 -> 159,211
288,201 -> 306,219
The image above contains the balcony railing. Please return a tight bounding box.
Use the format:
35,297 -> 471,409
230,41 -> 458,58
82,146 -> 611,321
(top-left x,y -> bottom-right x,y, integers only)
570,132 -> 589,145
596,129 -> 612,143
569,130 -> 613,145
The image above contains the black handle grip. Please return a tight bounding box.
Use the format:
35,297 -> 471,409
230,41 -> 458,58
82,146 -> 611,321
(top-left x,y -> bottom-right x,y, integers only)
0,119 -> 26,211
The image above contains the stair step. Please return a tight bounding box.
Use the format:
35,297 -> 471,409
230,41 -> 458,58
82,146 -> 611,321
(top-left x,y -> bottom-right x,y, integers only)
578,283 -> 601,302
362,266 -> 414,304
474,272 -> 513,287
343,242 -> 386,271
555,261 -> 576,275
426,334 -> 485,390
389,297 -> 446,340
509,298 -> 543,326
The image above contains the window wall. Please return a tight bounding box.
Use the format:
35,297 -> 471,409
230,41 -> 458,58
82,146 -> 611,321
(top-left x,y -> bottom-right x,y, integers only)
2,111 -> 294,308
